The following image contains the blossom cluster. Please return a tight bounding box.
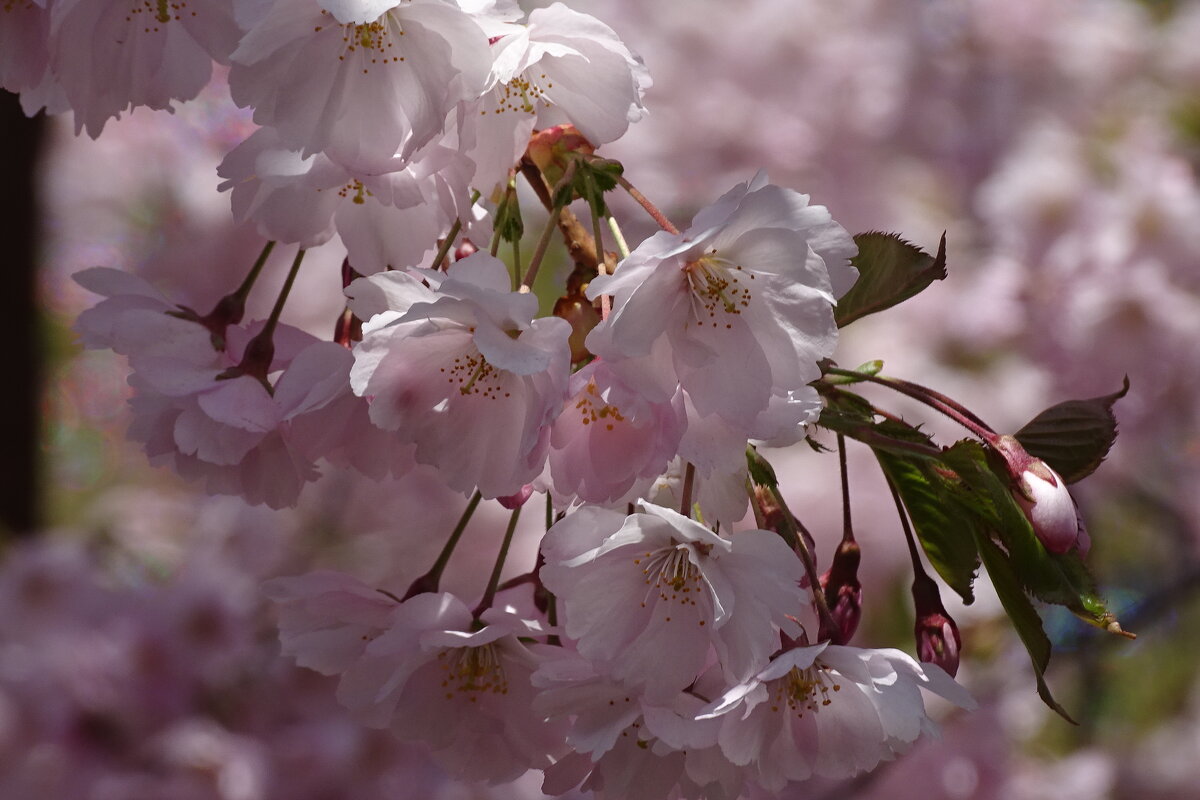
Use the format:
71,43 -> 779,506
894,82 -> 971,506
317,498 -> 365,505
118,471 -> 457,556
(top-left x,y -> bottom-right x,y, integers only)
17,0 -> 1150,797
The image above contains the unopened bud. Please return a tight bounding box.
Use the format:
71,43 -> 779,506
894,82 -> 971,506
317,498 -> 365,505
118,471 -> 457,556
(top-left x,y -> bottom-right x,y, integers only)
993,435 -> 1087,555
1015,461 -> 1086,555
527,124 -> 595,187
819,539 -> 862,645
912,575 -> 961,677
552,292 -> 601,364
454,239 -> 479,261
497,484 -> 535,510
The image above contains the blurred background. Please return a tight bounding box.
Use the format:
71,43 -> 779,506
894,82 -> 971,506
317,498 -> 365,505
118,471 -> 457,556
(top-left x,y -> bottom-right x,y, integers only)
3,0 -> 1200,797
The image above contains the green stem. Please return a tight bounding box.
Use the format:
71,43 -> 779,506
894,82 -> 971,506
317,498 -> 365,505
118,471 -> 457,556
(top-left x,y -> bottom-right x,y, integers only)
473,504 -> 523,619
520,160 -> 577,291
231,240 -> 276,306
431,190 -> 482,271
403,490 -> 483,600
606,214 -> 630,259
590,204 -> 612,319
837,433 -> 855,544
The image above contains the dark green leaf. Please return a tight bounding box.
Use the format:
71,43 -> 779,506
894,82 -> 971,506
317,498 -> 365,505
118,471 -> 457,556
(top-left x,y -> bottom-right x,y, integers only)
1014,377 -> 1130,484
975,533 -> 1076,723
874,449 -> 981,603
835,231 -> 947,327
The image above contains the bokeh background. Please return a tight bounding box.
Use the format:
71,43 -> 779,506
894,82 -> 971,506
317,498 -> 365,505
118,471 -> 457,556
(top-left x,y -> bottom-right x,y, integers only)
4,0 -> 1200,797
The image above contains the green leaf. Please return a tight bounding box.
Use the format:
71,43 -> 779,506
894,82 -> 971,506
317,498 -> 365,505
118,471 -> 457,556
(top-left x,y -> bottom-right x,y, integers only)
1014,377 -> 1129,484
873,449 -> 981,603
975,533 -> 1076,723
835,231 -> 947,328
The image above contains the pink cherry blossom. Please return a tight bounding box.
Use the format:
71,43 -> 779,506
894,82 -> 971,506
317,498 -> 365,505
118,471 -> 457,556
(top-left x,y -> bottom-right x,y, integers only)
48,0 -> 243,136
346,252 -> 571,498
229,0 -> 492,163
545,359 -> 685,506
463,2 -> 650,191
539,502 -> 805,702
329,591 -> 570,783
700,643 -> 976,791
217,122 -> 482,272
586,173 -> 856,439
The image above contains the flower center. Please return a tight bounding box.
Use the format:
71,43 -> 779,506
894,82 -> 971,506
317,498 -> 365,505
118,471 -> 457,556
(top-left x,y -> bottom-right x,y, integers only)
769,664 -> 842,716
318,10 -> 407,69
575,379 -> 626,431
440,346 -> 510,400
682,250 -> 754,330
486,72 -> 555,117
124,0 -> 194,31
437,644 -> 508,700
634,544 -> 707,622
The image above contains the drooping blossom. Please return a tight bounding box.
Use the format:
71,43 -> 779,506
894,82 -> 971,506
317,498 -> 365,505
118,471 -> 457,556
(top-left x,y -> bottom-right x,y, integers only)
463,1 -> 650,191
74,268 -> 395,508
539,502 -> 805,702
544,359 -> 685,506
294,589 -> 570,783
586,173 -> 857,447
217,122 -> 483,272
699,643 -> 976,791
48,0 -> 243,136
534,652 -> 741,800
346,252 -> 571,498
229,0 -> 492,163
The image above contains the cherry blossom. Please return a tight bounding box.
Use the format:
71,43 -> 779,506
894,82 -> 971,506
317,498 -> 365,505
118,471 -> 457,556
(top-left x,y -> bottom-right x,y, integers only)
346,252 -> 571,498
700,643 -> 976,791
229,0 -> 492,163
48,0 -> 243,136
463,2 -> 650,191
545,359 -> 685,507
586,173 -> 856,440
217,123 -> 481,272
539,502 -> 805,702
328,591 -> 569,783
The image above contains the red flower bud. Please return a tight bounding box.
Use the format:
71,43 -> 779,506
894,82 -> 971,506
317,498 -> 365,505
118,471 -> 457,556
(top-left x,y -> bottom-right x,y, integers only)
993,435 -> 1088,555
912,575 -> 962,677
819,539 -> 862,645
497,484 -> 535,510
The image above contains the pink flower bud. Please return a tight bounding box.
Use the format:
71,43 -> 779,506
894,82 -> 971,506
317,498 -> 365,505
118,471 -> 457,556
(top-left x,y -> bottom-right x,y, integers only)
912,576 -> 962,677
1015,461 -> 1085,555
497,484 -> 535,510
819,539 -> 862,645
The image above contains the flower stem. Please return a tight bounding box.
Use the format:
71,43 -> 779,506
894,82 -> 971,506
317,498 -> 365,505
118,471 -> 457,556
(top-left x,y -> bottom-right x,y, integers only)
230,240 -> 276,308
617,175 -> 679,234
473,504 -> 523,619
837,433 -> 855,544
520,161 -> 577,292
431,189 -> 482,271
822,366 -> 998,444
606,214 -> 630,259
590,204 -> 613,320
680,461 -> 696,517
885,473 -> 928,580
229,247 -> 306,391
403,490 -> 483,600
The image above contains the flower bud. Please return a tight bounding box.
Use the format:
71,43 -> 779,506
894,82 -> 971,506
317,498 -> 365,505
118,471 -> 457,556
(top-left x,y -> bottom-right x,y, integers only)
454,239 -> 479,261
819,539 -> 862,645
992,435 -> 1087,555
497,484 -> 535,510
1016,460 -> 1086,555
912,575 -> 962,677
527,124 -> 595,188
